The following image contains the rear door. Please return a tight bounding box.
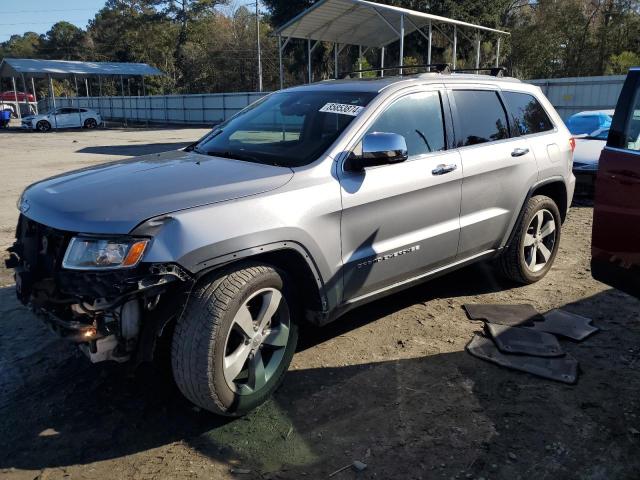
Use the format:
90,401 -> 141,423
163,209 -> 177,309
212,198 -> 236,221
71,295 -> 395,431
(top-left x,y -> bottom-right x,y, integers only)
592,69 -> 640,297
450,88 -> 540,259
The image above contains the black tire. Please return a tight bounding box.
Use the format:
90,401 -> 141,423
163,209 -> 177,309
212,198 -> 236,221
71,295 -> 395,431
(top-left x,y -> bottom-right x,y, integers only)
84,118 -> 98,129
36,120 -> 51,132
171,263 -> 298,416
498,195 -> 562,284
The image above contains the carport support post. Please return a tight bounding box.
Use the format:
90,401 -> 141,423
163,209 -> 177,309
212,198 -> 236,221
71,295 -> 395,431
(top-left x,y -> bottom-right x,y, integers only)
142,76 -> 149,127
20,73 -> 29,115
427,21 -> 432,71
358,45 -> 362,79
453,25 -> 457,69
308,39 -> 312,84
496,37 -> 501,67
11,77 -> 21,120
120,75 -> 127,127
476,32 -> 481,69
399,14 -> 404,75
48,74 -> 58,129
380,47 -> 385,77
31,77 -> 38,114
278,35 -> 284,90
334,43 -> 338,79
74,75 -> 82,126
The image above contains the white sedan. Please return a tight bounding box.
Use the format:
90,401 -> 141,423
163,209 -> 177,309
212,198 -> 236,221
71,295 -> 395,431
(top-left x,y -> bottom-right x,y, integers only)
21,107 -> 102,132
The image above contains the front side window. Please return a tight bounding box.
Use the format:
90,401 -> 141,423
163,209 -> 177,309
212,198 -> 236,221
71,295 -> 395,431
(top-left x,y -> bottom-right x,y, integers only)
503,92 -> 554,136
623,89 -> 640,151
452,90 -> 509,147
366,91 -> 446,158
195,91 -> 375,167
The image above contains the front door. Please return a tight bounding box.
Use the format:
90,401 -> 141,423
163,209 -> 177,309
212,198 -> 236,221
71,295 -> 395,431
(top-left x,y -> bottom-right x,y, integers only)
339,89 -> 462,302
592,69 -> 640,298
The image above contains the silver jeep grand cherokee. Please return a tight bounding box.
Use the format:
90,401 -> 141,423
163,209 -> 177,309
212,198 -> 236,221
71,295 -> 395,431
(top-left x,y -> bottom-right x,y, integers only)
7,72 -> 575,416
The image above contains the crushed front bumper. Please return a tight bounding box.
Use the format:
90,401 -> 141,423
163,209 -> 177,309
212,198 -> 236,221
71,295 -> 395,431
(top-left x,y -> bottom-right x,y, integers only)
5,215 -> 193,363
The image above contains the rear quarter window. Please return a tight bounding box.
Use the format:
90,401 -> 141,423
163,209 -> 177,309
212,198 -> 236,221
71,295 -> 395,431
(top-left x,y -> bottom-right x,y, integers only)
452,90 -> 509,147
503,91 -> 554,136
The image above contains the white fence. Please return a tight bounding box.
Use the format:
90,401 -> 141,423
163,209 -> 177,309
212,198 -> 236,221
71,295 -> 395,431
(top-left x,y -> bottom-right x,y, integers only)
530,75 -> 626,119
52,92 -> 269,125
50,75 -> 628,126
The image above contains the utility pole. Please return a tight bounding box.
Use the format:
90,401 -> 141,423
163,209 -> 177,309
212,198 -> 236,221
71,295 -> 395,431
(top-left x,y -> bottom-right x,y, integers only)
255,1 -> 263,92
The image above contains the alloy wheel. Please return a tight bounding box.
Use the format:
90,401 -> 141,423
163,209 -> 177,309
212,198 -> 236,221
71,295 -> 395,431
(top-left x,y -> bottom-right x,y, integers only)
523,209 -> 557,273
222,288 -> 290,395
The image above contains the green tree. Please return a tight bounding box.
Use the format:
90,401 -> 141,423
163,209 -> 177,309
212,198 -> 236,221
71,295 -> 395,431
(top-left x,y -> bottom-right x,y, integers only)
43,22 -> 91,60
606,51 -> 640,74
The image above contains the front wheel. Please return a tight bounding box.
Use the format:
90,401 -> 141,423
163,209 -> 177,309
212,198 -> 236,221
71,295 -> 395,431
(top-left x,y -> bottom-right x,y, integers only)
84,118 -> 98,129
498,195 -> 562,284
36,120 -> 51,132
171,263 -> 297,416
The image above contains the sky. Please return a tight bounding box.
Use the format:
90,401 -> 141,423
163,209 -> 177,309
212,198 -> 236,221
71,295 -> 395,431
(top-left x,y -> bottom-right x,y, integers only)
0,0 -> 257,42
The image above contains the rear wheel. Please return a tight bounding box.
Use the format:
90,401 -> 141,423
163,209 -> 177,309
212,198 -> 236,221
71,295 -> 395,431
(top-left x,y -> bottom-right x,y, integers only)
36,120 -> 51,132
498,195 -> 561,284
171,263 -> 297,416
84,118 -> 98,129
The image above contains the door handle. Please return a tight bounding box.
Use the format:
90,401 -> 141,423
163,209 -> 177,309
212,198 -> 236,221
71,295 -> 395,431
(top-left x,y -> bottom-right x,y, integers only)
432,164 -> 458,176
511,147 -> 530,157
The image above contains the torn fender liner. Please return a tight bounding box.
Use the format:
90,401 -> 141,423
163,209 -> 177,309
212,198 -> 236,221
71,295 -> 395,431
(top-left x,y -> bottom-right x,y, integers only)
530,309 -> 599,342
463,304 -> 544,326
486,323 -> 564,358
466,335 -> 578,384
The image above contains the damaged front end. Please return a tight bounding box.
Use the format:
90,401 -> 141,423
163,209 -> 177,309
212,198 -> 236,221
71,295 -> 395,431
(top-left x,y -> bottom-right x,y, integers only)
5,215 -> 193,364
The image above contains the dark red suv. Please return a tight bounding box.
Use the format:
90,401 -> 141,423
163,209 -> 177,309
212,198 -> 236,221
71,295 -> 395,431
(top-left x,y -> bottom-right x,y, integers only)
592,68 -> 640,297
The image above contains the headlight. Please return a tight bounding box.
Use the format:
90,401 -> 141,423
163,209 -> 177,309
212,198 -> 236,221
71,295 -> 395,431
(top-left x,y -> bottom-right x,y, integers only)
62,237 -> 149,270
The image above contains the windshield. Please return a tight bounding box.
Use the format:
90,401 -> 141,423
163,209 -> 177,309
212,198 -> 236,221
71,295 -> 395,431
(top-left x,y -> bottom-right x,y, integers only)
566,114 -> 612,136
194,90 -> 376,167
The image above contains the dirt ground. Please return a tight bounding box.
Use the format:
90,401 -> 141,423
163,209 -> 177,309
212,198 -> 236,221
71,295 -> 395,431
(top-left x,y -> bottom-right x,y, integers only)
1,129 -> 639,480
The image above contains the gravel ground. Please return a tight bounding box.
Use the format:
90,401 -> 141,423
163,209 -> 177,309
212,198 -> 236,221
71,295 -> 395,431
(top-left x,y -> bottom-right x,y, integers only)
1,129 -> 639,480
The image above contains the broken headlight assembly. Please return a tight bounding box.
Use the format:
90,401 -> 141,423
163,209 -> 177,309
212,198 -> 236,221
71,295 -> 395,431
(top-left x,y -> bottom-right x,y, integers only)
62,237 -> 149,270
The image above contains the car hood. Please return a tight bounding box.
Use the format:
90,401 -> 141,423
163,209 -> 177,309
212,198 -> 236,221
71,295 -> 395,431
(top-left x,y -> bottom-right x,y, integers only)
21,149 -> 294,234
573,139 -> 606,167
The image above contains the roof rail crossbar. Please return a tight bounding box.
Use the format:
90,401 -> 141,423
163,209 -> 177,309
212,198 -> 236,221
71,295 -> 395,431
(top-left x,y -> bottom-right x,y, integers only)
343,63 -> 451,78
451,67 -> 508,77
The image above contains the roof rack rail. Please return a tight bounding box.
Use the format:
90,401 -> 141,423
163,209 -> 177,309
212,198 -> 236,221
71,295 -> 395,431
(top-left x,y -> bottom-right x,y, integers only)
343,63 -> 451,79
451,67 -> 508,77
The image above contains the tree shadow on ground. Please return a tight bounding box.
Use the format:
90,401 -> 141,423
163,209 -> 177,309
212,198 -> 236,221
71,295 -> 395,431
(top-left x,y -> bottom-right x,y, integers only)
1,280 -> 639,479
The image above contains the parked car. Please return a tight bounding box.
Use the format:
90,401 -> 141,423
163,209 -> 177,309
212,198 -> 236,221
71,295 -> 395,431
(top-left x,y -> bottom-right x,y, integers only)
21,107 -> 102,132
566,110 -> 614,193
592,68 -> 640,298
0,90 -> 35,102
6,72 -> 575,416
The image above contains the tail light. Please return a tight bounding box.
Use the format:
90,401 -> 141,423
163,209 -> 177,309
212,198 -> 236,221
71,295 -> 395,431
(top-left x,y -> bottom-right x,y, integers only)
569,137 -> 576,153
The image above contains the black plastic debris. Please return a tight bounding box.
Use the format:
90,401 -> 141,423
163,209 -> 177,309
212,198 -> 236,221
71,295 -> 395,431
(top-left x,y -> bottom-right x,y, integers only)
530,309 -> 599,341
463,304 -> 544,326
466,335 -> 578,384
486,323 -> 564,357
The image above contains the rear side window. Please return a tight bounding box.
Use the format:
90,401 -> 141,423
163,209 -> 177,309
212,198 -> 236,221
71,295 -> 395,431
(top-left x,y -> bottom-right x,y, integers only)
367,91 -> 446,158
452,90 -> 509,147
503,92 -> 554,136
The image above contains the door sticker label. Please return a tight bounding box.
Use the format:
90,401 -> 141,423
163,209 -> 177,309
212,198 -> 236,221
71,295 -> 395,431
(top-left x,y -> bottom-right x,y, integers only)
319,103 -> 365,116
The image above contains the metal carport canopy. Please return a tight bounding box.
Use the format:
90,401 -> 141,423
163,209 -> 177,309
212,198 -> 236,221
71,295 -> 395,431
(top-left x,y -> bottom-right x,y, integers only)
274,0 -> 510,88
0,58 -> 164,78
274,0 -> 509,48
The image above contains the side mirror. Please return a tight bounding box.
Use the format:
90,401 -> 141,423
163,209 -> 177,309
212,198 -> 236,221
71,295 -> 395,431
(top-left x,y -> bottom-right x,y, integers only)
345,132 -> 409,172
